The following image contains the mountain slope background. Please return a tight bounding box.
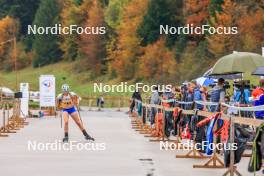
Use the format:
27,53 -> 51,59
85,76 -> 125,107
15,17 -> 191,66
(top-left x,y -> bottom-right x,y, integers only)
0,0 -> 263,95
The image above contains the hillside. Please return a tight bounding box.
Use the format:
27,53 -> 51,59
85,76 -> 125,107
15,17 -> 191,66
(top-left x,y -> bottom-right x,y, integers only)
1,61 -> 261,99
0,0 -> 263,85
0,62 -> 132,97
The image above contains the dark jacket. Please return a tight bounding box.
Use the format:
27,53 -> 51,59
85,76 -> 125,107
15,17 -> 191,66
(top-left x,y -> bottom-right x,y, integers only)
132,91 -> 142,101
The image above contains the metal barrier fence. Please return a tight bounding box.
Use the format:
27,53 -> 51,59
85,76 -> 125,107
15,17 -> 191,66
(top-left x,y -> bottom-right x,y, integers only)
81,97 -> 130,111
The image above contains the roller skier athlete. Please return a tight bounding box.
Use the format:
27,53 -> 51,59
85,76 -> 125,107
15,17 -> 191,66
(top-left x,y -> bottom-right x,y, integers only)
57,84 -> 94,142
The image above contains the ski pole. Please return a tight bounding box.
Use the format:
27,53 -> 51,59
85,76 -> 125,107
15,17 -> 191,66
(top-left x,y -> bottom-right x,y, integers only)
57,104 -> 62,128
60,111 -> 62,128
77,105 -> 83,125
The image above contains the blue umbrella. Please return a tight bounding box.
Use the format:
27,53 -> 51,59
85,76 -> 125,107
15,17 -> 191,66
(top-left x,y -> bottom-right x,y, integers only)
196,77 -> 216,86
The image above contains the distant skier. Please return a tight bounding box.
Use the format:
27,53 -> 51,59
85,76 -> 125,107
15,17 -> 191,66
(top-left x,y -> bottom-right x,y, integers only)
57,84 -> 94,142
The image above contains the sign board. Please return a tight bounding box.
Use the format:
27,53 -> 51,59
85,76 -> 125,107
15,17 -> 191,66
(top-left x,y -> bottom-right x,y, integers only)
39,75 -> 56,107
20,83 -> 29,117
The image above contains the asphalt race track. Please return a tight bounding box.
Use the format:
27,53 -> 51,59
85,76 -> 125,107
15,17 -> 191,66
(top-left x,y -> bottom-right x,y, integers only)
0,108 -> 261,176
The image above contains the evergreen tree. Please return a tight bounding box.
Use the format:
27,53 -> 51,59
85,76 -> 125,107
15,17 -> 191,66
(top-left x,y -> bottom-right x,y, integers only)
60,0 -> 82,61
32,0 -> 62,67
137,0 -> 183,46
0,0 -> 41,51
208,0 -> 224,19
0,0 -> 41,35
206,0 -> 237,58
174,34 -> 188,62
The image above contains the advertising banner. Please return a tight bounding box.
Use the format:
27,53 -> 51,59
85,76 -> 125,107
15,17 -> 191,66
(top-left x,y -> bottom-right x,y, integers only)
39,75 -> 56,107
20,83 -> 29,117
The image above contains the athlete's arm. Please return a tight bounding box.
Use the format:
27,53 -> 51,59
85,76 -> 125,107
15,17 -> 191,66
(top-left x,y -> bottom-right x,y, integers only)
56,94 -> 63,109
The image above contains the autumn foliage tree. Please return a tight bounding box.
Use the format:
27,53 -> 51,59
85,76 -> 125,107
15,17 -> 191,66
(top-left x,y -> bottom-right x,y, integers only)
238,8 -> 264,52
0,16 -> 18,71
185,0 -> 210,26
138,38 -> 177,83
1,0 -> 263,83
60,0 -> 80,61
60,0 -> 93,61
185,0 -> 210,42
206,0 -> 238,58
79,0 -> 106,76
108,0 -> 148,80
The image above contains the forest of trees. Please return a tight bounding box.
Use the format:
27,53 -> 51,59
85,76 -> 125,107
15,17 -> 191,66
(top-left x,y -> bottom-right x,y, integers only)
0,0 -> 263,83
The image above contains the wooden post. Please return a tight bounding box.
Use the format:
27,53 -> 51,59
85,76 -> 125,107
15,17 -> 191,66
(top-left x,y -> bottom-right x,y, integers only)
88,99 -> 93,111
222,116 -> 242,176
117,98 -> 121,111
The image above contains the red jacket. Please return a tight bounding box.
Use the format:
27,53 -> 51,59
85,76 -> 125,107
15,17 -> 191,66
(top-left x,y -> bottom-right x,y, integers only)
252,87 -> 264,100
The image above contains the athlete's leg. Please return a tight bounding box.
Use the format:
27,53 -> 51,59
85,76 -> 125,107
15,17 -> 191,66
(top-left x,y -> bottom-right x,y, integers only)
63,111 -> 70,132
70,111 -> 84,131
70,111 -> 94,141
63,111 -> 69,142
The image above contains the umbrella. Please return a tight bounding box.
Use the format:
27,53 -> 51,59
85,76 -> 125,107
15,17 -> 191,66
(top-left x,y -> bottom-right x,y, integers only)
252,66 -> 264,76
210,52 -> 264,76
196,77 -> 216,86
203,68 -> 242,80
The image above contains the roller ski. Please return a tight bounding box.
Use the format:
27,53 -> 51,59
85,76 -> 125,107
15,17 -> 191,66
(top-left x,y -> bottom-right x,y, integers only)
83,131 -> 95,141
62,136 -> 69,143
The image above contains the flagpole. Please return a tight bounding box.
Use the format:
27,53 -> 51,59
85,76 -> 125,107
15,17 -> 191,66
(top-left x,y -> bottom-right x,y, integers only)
14,37 -> 18,91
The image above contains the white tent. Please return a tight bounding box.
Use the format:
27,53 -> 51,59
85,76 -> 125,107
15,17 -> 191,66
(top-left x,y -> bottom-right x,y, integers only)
0,87 -> 14,97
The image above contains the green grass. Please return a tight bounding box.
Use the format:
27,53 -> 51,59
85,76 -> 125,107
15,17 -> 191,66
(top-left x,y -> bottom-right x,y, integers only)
0,62 -> 132,97
1,62 -> 261,100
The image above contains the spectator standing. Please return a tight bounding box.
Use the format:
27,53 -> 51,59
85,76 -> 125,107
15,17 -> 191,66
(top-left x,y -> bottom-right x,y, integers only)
150,86 -> 160,126
253,79 -> 264,119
